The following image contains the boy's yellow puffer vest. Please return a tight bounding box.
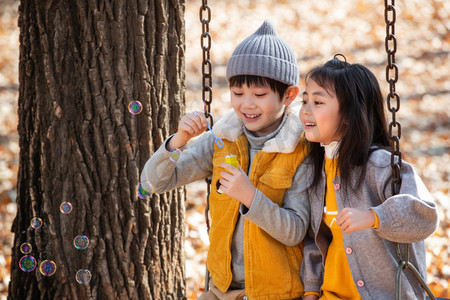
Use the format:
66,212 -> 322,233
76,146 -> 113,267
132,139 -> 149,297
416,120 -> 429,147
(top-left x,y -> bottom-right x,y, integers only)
207,134 -> 308,299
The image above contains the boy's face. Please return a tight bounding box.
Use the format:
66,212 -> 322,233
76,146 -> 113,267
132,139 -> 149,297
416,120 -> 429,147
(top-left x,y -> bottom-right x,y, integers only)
230,83 -> 295,137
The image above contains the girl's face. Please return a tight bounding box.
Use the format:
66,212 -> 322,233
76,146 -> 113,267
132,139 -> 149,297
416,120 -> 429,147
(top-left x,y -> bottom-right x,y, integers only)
230,83 -> 295,137
300,79 -> 343,145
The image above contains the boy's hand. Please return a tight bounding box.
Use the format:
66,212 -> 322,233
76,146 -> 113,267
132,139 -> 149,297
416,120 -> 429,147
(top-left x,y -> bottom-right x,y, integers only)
336,208 -> 376,234
168,111 -> 207,150
219,163 -> 256,208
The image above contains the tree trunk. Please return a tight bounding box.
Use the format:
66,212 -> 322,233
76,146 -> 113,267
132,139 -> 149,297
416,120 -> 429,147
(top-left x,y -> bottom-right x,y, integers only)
9,0 -> 186,299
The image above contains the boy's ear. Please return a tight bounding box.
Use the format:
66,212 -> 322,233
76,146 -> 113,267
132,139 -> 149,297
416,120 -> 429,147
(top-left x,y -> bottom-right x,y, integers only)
284,86 -> 300,105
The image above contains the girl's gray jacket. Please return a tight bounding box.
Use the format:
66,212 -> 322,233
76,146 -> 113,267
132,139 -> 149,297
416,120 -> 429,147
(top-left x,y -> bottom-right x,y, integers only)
301,149 -> 439,300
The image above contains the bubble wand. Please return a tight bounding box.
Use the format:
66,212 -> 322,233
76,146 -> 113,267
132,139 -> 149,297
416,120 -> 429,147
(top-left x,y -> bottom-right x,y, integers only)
207,121 -> 224,148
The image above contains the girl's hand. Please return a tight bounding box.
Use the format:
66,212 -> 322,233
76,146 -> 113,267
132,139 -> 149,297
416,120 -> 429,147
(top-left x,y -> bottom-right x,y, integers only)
218,163 -> 256,208
336,208 -> 376,234
168,111 -> 207,150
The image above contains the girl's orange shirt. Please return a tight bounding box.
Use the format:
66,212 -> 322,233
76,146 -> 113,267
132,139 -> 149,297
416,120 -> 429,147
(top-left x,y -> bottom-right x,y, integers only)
321,156 -> 362,300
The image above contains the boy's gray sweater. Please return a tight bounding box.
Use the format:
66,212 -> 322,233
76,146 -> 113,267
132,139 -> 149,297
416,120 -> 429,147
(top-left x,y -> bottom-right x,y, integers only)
141,106 -> 310,288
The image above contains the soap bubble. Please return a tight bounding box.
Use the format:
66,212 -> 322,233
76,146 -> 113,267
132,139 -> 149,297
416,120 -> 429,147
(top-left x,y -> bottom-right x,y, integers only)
60,202 -> 73,214
30,217 -> 42,229
19,255 -> 36,272
39,260 -> 57,276
74,235 -> 90,250
136,182 -> 153,199
76,269 -> 92,284
128,101 -> 143,114
20,243 -> 32,254
189,99 -> 206,113
169,149 -> 182,163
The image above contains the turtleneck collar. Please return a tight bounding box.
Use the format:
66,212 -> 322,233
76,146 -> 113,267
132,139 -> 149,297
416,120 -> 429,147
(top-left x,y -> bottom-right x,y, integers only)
321,141 -> 340,159
244,113 -> 287,150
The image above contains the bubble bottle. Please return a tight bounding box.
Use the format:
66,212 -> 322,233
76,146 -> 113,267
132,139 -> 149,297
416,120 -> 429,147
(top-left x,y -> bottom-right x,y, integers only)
224,154 -> 239,171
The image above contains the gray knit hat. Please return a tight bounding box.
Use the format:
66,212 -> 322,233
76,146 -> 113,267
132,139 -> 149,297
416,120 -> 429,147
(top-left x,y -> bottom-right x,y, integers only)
226,20 -> 299,86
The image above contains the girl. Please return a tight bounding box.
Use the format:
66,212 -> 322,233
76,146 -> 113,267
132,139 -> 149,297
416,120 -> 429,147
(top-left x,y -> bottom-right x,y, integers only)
299,55 -> 439,300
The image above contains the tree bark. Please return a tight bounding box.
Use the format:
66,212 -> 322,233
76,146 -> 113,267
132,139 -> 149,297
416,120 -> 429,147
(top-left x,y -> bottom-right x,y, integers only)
9,0 -> 186,299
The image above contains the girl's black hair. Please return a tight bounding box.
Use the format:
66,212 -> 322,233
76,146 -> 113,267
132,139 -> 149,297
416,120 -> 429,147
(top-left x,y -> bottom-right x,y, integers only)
229,75 -> 289,100
306,55 -> 391,190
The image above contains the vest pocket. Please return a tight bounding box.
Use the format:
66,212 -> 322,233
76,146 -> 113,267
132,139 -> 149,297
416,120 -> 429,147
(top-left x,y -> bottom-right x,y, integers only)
259,168 -> 294,189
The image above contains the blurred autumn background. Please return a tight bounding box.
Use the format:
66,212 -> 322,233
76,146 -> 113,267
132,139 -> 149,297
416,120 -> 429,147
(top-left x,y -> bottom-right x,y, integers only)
0,0 -> 449,299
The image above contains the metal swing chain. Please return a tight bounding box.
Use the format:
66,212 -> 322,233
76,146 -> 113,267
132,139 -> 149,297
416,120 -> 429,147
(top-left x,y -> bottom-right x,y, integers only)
384,0 -> 402,196
200,0 -> 213,127
200,0 -> 213,291
200,0 -> 212,234
384,2 -> 437,299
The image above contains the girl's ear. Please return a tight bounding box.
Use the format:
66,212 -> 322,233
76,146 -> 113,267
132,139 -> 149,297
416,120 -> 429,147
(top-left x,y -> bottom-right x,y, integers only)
284,86 -> 300,105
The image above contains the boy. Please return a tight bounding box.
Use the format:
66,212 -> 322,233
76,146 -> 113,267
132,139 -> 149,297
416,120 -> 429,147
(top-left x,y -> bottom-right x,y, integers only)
141,20 -> 309,299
